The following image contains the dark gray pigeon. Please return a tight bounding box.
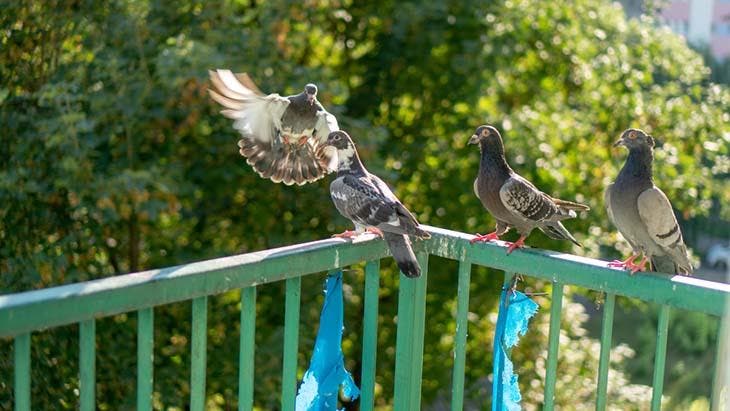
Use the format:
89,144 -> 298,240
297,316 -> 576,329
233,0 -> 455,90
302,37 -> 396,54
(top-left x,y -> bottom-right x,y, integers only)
605,128 -> 692,275
468,125 -> 589,253
324,130 -> 430,278
209,69 -> 338,185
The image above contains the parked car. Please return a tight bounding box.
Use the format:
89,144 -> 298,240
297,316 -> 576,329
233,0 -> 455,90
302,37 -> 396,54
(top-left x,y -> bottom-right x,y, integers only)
707,243 -> 730,270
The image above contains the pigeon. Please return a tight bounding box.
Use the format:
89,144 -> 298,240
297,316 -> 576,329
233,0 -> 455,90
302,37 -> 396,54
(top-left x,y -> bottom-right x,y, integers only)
208,69 -> 338,185
324,130 -> 430,278
468,125 -> 589,254
605,128 -> 692,275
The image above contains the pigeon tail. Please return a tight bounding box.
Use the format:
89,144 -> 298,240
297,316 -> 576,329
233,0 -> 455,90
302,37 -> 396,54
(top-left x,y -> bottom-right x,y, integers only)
539,222 -> 582,247
238,138 -> 329,185
383,231 -> 421,278
412,226 -> 431,240
650,255 -> 692,276
553,198 -> 590,212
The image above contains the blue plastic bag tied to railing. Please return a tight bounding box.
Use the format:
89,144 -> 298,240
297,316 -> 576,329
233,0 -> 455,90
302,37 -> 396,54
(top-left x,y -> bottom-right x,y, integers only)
491,288 -> 539,411
295,271 -> 360,411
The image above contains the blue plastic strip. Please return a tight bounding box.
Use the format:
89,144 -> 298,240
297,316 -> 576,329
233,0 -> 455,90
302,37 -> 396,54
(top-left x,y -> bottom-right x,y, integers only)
295,271 -> 360,411
491,289 -> 539,411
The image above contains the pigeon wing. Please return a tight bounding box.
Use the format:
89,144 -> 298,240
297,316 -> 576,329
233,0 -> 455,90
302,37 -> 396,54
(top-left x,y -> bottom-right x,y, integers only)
637,187 -> 692,272
312,109 -> 340,172
499,175 -> 556,223
209,69 -> 290,143
331,175 -> 396,226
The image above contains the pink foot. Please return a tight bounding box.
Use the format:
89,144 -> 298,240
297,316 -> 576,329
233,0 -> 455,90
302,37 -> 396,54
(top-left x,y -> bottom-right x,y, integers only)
627,256 -> 648,274
470,231 -> 500,244
332,230 -> 358,239
365,227 -> 384,237
608,254 -> 638,269
506,236 -> 527,254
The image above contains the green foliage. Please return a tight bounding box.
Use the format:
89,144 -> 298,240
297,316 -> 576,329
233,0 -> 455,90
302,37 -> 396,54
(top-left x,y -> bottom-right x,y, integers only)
1,0 -> 727,409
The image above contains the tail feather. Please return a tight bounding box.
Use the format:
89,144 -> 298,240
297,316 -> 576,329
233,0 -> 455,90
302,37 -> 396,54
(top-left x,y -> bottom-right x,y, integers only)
539,222 -> 581,247
237,138 -> 328,185
553,198 -> 590,211
383,232 -> 421,278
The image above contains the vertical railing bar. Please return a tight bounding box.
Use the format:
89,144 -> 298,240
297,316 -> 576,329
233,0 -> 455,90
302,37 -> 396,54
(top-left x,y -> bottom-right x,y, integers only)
711,311 -> 728,411
79,319 -> 96,411
393,252 -> 429,410
239,287 -> 257,411
137,307 -> 154,411
408,252 -> 429,408
543,282 -> 563,411
281,276 -> 301,411
360,260 -> 381,411
596,293 -> 616,411
190,297 -> 208,411
14,333 -> 31,411
450,260 -> 472,411
650,305 -> 670,411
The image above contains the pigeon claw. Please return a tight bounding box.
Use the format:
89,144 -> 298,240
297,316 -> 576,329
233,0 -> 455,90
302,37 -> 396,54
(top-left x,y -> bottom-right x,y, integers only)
608,254 -> 638,269
365,227 -> 384,238
608,254 -> 647,274
332,230 -> 358,239
505,236 -> 527,255
470,232 -> 500,244
628,255 -> 649,275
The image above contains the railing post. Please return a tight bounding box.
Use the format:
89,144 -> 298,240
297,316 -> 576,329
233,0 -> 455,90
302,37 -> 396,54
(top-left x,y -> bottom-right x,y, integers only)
239,286 -> 257,411
543,282 -> 563,411
711,310 -> 728,410
137,307 -> 154,411
360,260 -> 381,411
450,260 -> 472,411
281,277 -> 301,411
14,333 -> 31,411
393,252 -> 429,410
190,297 -> 208,411
596,293 -> 616,410
79,319 -> 96,411
651,305 -> 670,411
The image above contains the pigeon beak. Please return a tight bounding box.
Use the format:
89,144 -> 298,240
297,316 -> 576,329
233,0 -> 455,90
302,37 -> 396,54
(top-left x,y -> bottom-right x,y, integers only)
307,94 -> 315,105
468,135 -> 480,145
612,139 -> 625,147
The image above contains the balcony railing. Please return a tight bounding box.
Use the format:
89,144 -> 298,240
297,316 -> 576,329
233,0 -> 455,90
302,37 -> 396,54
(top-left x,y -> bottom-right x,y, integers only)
1,226 -> 728,410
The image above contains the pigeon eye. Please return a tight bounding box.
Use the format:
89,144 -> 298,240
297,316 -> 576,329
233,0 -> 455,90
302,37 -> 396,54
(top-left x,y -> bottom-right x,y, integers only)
629,131 -> 637,140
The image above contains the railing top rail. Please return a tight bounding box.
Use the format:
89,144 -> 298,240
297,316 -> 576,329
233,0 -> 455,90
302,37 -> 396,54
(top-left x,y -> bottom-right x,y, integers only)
1,225 -> 728,338
424,226 -> 729,316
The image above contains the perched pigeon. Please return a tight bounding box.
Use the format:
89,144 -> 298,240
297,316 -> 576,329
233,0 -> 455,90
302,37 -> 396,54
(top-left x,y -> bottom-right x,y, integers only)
325,131 -> 430,278
605,128 -> 692,275
209,69 -> 338,185
468,125 -> 589,253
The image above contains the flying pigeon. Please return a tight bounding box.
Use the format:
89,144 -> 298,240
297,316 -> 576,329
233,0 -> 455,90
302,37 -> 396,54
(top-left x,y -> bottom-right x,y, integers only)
208,69 -> 338,185
605,128 -> 692,275
468,125 -> 589,254
325,130 -> 430,278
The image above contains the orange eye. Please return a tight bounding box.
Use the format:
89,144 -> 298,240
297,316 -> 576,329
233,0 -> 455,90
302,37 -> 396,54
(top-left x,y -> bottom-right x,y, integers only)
629,131 -> 637,139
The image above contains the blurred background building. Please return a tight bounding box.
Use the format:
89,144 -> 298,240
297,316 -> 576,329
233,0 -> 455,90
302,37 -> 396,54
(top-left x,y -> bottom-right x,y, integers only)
622,0 -> 730,59
659,0 -> 730,59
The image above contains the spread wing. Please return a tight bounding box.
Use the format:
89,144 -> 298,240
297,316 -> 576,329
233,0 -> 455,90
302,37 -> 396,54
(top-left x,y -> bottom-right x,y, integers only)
499,175 -> 556,223
209,69 -> 289,143
314,109 -> 339,143
637,187 -> 692,272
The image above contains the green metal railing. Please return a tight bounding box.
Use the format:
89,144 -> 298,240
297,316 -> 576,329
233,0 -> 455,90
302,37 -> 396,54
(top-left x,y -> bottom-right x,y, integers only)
1,226 -> 728,410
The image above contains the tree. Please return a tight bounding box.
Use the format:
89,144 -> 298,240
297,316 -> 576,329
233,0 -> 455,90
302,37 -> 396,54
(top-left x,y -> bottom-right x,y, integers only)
1,0 -> 727,408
